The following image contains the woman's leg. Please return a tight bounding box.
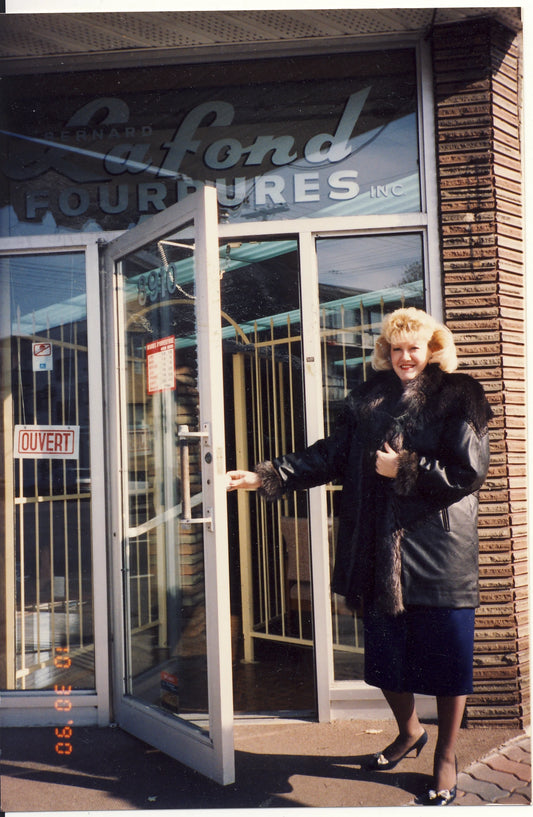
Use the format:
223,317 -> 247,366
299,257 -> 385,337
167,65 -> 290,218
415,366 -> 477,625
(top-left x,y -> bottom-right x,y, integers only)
380,689 -> 426,760
433,695 -> 467,791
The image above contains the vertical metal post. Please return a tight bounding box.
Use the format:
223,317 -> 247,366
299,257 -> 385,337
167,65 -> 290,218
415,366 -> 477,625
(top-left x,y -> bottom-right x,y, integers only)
0,263 -> 15,689
232,354 -> 255,662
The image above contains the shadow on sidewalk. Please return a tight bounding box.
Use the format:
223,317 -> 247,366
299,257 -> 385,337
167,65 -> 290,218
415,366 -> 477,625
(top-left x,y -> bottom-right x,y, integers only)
1,725 -> 433,811
1,722 -> 524,811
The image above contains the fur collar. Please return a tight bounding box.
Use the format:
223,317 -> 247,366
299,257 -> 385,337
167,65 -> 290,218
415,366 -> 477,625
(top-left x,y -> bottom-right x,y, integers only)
352,364 -> 492,437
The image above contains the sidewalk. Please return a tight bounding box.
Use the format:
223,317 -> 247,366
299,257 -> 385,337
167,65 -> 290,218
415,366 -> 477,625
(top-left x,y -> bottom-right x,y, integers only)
454,732 -> 531,806
1,720 -> 530,811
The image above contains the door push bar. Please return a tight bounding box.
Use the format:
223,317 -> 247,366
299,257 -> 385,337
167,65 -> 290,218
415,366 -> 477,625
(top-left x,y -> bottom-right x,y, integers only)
178,424 -> 213,530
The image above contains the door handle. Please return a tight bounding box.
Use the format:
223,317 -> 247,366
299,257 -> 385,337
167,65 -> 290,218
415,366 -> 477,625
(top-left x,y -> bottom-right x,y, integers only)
178,424 -> 213,529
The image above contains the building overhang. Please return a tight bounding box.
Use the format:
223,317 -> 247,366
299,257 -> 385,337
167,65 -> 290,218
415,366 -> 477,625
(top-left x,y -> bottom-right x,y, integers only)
0,7 -> 522,75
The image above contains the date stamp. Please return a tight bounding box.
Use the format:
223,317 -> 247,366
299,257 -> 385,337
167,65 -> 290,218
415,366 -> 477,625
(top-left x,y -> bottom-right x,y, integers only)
54,646 -> 73,756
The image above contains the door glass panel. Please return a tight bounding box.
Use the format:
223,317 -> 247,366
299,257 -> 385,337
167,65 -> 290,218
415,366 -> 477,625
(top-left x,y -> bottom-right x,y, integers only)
119,223 -> 212,729
1,252 -> 95,691
221,238 -> 316,715
316,234 -> 424,680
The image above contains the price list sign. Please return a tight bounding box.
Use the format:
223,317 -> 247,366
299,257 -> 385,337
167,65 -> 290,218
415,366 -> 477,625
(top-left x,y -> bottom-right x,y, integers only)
146,336 -> 176,395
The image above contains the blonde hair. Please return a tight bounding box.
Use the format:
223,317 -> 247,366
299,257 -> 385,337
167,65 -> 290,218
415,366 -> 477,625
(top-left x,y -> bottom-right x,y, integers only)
372,307 -> 457,373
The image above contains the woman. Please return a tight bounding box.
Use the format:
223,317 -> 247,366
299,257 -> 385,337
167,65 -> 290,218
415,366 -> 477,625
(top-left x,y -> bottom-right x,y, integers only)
227,307 -> 492,805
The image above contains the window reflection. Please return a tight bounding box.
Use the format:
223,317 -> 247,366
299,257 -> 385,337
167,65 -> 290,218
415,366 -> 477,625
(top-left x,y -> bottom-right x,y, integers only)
316,233 -> 424,680
1,50 -> 419,235
1,252 -> 95,691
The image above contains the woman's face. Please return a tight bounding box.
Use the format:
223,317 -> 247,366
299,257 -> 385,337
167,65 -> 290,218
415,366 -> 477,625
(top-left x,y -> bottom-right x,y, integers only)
390,334 -> 432,384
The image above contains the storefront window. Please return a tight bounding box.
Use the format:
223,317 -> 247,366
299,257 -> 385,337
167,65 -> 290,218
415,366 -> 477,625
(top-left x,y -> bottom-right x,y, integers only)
316,233 -> 424,681
0,252 -> 95,691
1,50 -> 419,235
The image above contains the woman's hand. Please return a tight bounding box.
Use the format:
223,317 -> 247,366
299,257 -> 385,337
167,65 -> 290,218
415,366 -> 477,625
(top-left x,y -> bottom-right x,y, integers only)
226,469 -> 263,491
375,442 -> 400,479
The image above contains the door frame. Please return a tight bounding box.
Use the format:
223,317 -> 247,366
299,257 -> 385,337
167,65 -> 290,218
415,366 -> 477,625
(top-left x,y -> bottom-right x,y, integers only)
218,220 -> 441,721
0,232 -> 113,726
102,185 -> 235,785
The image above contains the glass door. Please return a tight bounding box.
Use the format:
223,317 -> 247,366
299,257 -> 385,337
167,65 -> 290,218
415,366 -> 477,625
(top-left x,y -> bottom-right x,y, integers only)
104,186 -> 234,785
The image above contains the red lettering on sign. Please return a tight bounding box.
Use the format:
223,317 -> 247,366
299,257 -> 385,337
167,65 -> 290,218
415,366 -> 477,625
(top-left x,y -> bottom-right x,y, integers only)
18,429 -> 74,454
15,425 -> 79,459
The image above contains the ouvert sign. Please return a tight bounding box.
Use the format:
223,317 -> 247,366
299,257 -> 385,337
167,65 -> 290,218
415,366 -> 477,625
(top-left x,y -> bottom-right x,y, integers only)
14,425 -> 80,460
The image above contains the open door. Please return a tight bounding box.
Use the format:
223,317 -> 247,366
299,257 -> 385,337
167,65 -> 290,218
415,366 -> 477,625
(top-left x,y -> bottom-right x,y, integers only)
103,186 -> 234,785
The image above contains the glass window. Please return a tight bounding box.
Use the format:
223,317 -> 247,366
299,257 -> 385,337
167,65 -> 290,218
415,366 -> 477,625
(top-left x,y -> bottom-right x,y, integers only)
221,239 -> 315,700
1,252 -> 95,691
1,50 -> 419,235
316,233 -> 424,680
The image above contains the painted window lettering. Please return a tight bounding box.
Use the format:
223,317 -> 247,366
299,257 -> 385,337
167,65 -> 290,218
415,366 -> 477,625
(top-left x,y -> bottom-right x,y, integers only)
1,52 -> 420,229
4,89 -> 370,182
25,170 -> 364,221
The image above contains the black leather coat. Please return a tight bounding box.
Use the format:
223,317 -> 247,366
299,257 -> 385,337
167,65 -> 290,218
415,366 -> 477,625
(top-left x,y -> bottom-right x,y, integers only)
256,365 -> 492,615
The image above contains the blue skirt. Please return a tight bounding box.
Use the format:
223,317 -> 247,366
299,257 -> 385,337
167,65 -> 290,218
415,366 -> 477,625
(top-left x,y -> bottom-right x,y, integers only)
364,605 -> 475,696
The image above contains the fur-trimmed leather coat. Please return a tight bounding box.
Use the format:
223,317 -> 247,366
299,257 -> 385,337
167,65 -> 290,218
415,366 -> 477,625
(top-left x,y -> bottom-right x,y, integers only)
256,364 -> 492,616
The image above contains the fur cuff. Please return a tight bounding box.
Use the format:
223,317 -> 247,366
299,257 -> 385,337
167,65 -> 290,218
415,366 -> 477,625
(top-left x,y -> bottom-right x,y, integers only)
394,450 -> 419,496
255,461 -> 285,501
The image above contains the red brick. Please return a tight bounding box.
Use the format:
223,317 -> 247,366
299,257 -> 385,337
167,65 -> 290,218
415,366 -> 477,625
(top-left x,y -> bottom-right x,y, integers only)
455,792 -> 485,806
469,764 -> 525,792
499,791 -> 531,804
457,774 -> 508,801
485,754 -> 531,782
501,744 -> 532,763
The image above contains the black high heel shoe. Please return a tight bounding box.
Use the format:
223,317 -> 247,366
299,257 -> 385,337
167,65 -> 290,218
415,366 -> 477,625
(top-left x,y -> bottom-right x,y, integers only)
419,757 -> 458,806
367,729 -> 428,771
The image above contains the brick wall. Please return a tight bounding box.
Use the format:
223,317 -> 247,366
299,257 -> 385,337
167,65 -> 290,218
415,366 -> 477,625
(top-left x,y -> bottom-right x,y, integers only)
432,18 -> 527,727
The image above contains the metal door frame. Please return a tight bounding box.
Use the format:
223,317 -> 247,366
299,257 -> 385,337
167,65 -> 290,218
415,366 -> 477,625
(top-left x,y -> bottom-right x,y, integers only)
103,186 -> 235,785
0,232 -> 111,726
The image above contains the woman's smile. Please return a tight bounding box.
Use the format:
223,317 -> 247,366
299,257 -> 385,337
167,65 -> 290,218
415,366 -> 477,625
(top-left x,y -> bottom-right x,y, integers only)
390,337 -> 432,383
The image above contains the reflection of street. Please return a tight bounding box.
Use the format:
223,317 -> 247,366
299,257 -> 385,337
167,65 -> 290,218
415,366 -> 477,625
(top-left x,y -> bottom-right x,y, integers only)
129,427 -> 151,454
122,225 -> 211,731
16,599 -> 95,690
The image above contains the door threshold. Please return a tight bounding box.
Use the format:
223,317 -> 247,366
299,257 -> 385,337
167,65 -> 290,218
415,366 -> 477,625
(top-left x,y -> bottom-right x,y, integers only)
234,710 -> 315,725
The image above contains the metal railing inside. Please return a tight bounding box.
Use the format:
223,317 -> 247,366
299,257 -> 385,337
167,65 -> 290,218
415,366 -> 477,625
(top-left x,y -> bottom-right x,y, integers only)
12,318 -> 95,691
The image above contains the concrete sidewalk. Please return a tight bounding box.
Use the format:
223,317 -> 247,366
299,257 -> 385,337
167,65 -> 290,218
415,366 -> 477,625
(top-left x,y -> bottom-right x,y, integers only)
0,720 -> 530,811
